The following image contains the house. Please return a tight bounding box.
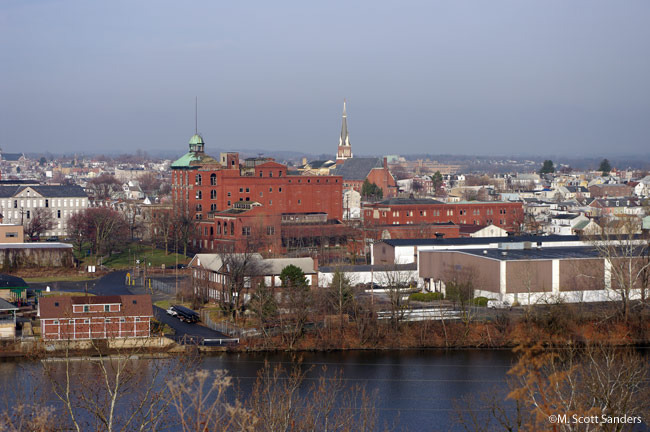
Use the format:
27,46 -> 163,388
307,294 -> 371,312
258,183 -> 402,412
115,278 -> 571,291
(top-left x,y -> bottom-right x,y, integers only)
189,253 -> 318,303
38,295 -> 153,340
459,223 -> 508,238
0,274 -> 29,301
588,198 -> 644,217
547,213 -> 589,235
634,176 -> 650,197
0,298 -> 18,339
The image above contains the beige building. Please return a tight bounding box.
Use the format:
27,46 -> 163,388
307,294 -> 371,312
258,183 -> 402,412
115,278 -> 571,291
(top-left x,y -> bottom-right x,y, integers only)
0,224 -> 24,243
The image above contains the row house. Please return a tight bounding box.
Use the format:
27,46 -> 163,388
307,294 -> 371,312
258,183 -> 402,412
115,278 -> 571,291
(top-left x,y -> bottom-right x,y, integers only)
38,295 -> 153,340
0,185 -> 88,237
588,198 -> 644,217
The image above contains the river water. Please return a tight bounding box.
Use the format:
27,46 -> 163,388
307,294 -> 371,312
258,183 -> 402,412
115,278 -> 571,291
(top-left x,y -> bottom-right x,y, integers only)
1,349 -> 522,431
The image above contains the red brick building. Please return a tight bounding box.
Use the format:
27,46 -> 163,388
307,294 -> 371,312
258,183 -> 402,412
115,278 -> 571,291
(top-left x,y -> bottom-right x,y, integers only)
39,295 -> 153,340
171,134 -> 343,253
333,157 -> 398,198
362,198 -> 524,233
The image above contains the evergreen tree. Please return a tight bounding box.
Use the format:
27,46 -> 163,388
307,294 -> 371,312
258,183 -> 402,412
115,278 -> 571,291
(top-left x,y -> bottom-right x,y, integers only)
361,179 -> 383,200
599,158 -> 611,176
539,160 -> 555,174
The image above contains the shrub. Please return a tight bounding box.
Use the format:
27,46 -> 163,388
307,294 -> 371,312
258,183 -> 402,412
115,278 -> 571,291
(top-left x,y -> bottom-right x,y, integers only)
408,292 -> 444,302
471,296 -> 489,307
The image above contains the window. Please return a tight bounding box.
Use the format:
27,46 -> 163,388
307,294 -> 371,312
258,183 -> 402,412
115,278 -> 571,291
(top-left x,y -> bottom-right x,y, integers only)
239,188 -> 244,193
13,200 -> 17,208
45,199 -> 49,208
259,192 -> 263,197
120,317 -> 125,323
298,199 -> 301,205
54,302 -> 59,307
83,305 -> 89,312
196,190 -> 202,200
269,172 -> 273,177
278,171 -> 282,177
195,174 -> 202,185
132,300 -> 137,304
5,232 -> 17,238
230,222 -> 234,235
269,187 -> 273,192
227,192 -> 231,197
211,190 -> 217,199
245,188 -> 250,193
227,200 -> 231,206
279,187 -> 282,192
267,226 -> 275,235
210,204 -> 217,212
105,318 -> 111,323
242,226 -> 251,236
210,173 -> 217,185
196,204 -> 202,212
84,319 -> 90,324
57,210 -> 61,218
269,200 -> 272,205
104,305 -> 110,312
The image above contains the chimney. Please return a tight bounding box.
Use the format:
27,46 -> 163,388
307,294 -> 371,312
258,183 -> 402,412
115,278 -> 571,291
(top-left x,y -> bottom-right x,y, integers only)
302,157 -> 307,165
383,157 -> 388,170
312,257 -> 319,272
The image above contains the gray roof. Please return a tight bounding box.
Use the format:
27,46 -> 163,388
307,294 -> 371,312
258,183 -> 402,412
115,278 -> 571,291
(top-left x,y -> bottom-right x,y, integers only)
0,243 -> 73,249
1,153 -> 24,162
332,158 -> 383,181
374,197 -> 445,206
0,185 -> 87,198
0,298 -> 19,311
449,246 -> 646,261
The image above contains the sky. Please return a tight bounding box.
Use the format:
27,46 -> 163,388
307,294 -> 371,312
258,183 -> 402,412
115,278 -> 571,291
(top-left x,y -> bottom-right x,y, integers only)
1,0 -> 650,158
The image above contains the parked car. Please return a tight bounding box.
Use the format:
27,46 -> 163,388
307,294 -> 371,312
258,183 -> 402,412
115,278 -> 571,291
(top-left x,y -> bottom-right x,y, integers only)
166,307 -> 177,317
487,300 -> 512,310
171,305 -> 200,323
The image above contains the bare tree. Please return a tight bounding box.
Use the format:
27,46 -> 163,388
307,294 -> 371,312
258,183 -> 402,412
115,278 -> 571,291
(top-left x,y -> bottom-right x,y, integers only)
88,174 -> 122,201
41,339 -> 190,432
24,208 -> 55,241
443,264 -> 480,324
589,216 -> 650,321
247,361 -> 380,432
376,264 -> 416,329
167,370 -> 256,432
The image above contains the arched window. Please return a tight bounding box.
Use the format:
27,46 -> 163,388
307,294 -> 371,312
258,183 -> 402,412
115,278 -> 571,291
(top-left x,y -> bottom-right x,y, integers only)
195,174 -> 202,185
230,222 -> 234,235
210,173 -> 217,185
217,222 -> 221,234
196,190 -> 202,199
196,204 -> 202,212
210,204 -> 217,212
210,226 -> 214,236
211,189 -> 217,199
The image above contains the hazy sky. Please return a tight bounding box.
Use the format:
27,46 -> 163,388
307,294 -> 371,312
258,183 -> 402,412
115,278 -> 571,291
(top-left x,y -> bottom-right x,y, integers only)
2,0 -> 649,158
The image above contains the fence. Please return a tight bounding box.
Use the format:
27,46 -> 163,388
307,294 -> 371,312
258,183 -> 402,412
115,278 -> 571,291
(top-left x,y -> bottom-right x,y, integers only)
199,310 -> 261,339
150,279 -> 177,296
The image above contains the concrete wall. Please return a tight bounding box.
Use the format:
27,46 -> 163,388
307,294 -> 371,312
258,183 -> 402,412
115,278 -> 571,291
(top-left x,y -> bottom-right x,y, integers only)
0,246 -> 74,270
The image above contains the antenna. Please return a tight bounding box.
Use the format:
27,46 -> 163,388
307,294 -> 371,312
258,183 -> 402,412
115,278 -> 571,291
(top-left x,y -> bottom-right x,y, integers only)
195,96 -> 198,134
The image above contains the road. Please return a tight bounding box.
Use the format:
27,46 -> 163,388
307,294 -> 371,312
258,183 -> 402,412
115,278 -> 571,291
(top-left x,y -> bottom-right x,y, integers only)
36,271 -> 233,345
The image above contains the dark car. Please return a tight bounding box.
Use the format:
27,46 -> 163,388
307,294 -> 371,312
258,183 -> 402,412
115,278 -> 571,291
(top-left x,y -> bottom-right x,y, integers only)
46,236 -> 60,242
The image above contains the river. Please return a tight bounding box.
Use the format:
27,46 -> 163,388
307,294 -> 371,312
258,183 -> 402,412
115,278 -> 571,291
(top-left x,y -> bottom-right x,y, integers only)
0,349 -> 519,431
2,348 -> 649,431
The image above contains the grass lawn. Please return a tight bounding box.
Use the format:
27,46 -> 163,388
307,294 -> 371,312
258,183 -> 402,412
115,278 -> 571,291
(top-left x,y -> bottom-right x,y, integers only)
43,291 -> 95,297
24,274 -> 101,283
154,300 -> 192,310
85,243 -> 190,270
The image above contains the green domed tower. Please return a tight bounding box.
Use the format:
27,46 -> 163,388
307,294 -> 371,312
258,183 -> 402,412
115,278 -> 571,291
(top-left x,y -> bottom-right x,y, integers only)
188,134 -> 205,153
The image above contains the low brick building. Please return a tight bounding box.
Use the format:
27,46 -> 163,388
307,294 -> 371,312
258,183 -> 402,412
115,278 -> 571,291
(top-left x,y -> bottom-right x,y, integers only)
362,198 -> 524,232
39,295 -> 153,340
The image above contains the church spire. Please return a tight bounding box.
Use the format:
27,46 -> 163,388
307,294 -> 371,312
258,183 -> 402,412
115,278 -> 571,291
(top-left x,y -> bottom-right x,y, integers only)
337,99 -> 352,162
